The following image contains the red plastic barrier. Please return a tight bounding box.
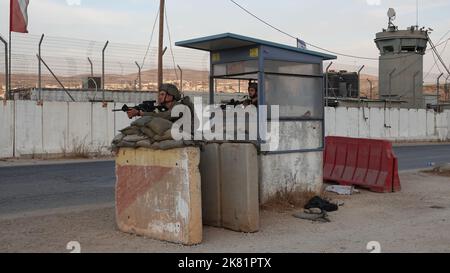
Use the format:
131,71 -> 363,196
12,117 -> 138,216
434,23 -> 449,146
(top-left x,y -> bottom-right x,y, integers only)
323,137 -> 401,193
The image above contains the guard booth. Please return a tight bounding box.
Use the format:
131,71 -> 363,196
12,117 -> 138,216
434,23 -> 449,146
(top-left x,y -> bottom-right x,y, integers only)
176,33 -> 336,208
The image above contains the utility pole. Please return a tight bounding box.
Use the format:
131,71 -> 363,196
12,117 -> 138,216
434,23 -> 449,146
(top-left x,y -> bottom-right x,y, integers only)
158,0 -> 165,90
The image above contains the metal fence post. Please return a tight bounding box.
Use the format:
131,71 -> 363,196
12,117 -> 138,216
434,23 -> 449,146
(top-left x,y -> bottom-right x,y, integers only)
102,40 -> 109,101
445,75 -> 450,102
88,57 -> 93,77
367,79 -> 373,99
437,73 -> 444,105
0,35 -> 8,100
135,61 -> 142,91
38,34 -> 45,101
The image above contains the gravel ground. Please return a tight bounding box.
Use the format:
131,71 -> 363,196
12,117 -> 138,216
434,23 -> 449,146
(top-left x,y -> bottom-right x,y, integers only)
1,171 -> 449,253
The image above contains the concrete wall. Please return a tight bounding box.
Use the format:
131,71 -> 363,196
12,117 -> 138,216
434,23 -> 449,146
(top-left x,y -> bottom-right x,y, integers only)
1,101 -> 450,158
1,100 -> 134,158
326,107 -> 450,142
0,101 -> 14,158
259,152 -> 323,203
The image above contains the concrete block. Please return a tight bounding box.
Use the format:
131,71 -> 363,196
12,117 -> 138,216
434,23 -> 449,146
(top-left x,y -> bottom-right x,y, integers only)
335,107 -> 348,137
399,109 -> 409,138
324,107 -> 335,136
347,107 -> 358,137
0,101 -> 14,158
369,108 -> 384,138
387,108 -> 399,138
92,102 -> 114,149
277,121 -> 322,151
358,107 -> 370,138
426,110 -> 436,137
42,101 -> 69,154
67,102 -> 91,152
259,151 -> 323,204
436,112 -> 448,141
199,143 -> 221,227
15,100 -> 43,156
414,109 -> 426,137
115,147 -> 202,245
447,111 -> 450,140
220,143 -> 259,233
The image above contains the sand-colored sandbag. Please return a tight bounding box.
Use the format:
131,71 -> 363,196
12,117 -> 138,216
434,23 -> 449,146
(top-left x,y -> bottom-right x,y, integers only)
151,140 -> 185,150
112,133 -> 125,144
122,135 -> 148,142
120,126 -> 141,136
140,127 -> 157,138
116,141 -> 137,148
131,116 -> 154,127
148,118 -> 173,135
153,129 -> 173,142
136,139 -> 154,148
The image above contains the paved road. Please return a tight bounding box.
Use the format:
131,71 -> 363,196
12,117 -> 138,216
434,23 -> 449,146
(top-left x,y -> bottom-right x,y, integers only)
393,144 -> 450,170
0,161 -> 115,216
1,144 -> 449,216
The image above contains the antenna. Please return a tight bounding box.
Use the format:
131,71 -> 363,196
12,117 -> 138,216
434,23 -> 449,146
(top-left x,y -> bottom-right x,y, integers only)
416,0 -> 419,29
387,8 -> 397,30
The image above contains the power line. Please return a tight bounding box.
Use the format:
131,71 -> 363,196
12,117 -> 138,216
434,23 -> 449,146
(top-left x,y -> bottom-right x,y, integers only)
141,6 -> 160,69
228,0 -> 378,60
229,0 -> 449,62
165,6 -> 179,81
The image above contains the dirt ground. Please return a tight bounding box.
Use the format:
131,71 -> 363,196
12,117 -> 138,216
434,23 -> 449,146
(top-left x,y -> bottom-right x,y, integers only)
1,171 -> 449,253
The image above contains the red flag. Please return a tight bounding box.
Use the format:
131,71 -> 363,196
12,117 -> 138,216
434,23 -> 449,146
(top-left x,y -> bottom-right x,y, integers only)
10,0 -> 30,33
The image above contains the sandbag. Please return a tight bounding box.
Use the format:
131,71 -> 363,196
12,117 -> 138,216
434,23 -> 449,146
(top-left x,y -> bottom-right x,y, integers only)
116,141 -> 137,148
131,116 -> 154,127
123,135 -> 148,142
140,127 -> 157,138
136,139 -> 154,148
112,133 -> 125,144
120,126 -> 141,136
153,129 -> 173,142
151,140 -> 185,150
148,118 -> 173,135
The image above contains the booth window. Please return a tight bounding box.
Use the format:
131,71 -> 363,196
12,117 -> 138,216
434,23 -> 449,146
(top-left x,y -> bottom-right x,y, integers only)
213,60 -> 259,77
265,75 -> 323,119
264,60 -> 321,75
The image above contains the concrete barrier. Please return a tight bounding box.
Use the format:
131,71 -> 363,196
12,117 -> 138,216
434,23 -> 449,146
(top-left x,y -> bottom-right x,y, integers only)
220,143 -> 259,233
199,143 -> 222,227
115,147 -> 202,245
0,101 -> 14,158
43,101 -> 68,154
14,100 -> 43,156
67,102 -> 92,152
2,102 -> 450,159
259,151 -> 323,203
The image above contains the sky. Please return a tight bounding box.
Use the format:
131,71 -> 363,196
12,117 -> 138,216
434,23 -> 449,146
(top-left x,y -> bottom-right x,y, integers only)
1,0 -> 450,79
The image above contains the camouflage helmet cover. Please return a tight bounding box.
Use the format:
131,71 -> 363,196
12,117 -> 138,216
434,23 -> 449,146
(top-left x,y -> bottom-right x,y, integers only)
160,83 -> 181,100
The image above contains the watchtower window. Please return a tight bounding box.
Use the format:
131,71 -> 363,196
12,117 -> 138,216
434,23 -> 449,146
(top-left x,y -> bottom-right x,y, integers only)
383,46 -> 394,53
401,46 -> 416,52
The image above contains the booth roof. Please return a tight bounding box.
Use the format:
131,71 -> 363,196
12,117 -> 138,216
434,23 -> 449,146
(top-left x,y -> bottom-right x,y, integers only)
175,33 -> 336,60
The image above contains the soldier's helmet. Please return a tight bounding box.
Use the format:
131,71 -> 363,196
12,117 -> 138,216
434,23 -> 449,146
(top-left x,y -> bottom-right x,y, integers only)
248,82 -> 258,92
160,83 -> 181,101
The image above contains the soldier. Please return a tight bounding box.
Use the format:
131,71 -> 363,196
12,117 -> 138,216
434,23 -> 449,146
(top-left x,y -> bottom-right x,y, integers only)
243,81 -> 258,107
127,83 -> 190,122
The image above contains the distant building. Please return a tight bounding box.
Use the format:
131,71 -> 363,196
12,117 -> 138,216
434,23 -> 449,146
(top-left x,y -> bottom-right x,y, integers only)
374,9 -> 429,108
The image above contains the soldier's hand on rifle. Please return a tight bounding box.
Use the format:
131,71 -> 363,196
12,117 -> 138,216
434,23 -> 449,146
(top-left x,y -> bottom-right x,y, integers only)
127,108 -> 143,119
